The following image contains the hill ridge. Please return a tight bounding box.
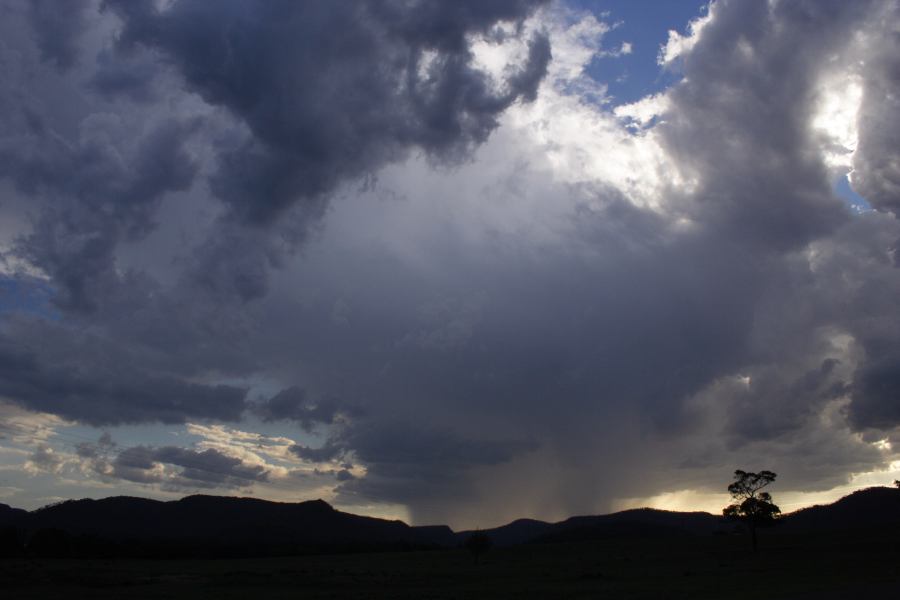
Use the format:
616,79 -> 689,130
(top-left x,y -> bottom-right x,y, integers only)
3,486 -> 899,557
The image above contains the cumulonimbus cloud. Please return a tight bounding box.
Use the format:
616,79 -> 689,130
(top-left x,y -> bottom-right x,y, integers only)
1,0 -> 900,527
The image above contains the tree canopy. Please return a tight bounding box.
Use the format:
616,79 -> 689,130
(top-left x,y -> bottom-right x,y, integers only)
723,469 -> 780,551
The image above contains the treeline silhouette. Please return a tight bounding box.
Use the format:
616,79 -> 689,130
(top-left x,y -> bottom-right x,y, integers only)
2,486 -> 899,559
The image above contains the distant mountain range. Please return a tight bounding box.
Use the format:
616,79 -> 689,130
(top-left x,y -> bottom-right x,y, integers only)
2,486 -> 899,558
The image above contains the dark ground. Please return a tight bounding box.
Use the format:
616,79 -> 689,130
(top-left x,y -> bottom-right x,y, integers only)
3,529 -> 899,599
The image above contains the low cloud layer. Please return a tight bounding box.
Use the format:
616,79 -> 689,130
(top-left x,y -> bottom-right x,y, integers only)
1,0 -> 900,527
110,445 -> 269,490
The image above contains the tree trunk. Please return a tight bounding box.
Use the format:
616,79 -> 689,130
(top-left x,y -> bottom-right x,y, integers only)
750,522 -> 757,552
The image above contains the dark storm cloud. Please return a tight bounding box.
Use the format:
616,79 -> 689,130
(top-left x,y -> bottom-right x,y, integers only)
852,2 -> 900,215
26,0 -> 93,71
89,48 -> 163,103
848,353 -> 900,430
272,227 -> 767,520
0,2 -> 549,424
104,0 -> 550,222
0,321 -> 248,425
254,386 -> 360,432
100,0 -> 550,302
723,359 -> 849,444
634,1 -> 900,484
643,0 -> 900,452
0,0 -> 552,430
726,205 -> 900,440
289,420 -> 535,503
246,0 -> 900,524
4,116 -> 199,312
111,445 -> 268,489
328,422 -> 538,505
348,423 -> 537,476
3,0 -> 900,526
185,222 -> 289,303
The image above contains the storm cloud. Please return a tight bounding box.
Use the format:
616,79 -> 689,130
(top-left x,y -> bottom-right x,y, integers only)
105,0 -> 551,223
1,0 -> 900,527
0,322 -> 248,425
26,0 -> 92,71
102,0 -> 551,301
254,386 -> 360,432
852,1 -> 900,215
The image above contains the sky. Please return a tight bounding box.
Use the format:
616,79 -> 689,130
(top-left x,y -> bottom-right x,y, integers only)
1,0 -> 899,529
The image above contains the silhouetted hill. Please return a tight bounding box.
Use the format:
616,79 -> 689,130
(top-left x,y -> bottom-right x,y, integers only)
0,503 -> 27,528
462,508 -> 728,546
4,486 -> 900,558
30,495 -> 401,544
461,487 -> 900,546
408,524 -> 457,546
779,486 -> 900,532
536,509 -> 727,544
458,518 -> 554,546
7,495 -> 453,557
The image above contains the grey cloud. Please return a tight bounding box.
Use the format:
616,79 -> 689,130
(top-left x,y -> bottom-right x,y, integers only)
290,421 -> 536,492
311,467 -> 356,483
6,116 -> 199,312
111,445 -> 268,489
351,424 -> 537,482
724,358 -> 850,444
288,441 -> 346,464
627,0 -> 900,497
185,223 -> 289,303
659,0 -> 860,251
75,432 -> 116,460
0,0 -> 555,434
253,1 -> 900,524
848,352 -> 900,430
852,2 -> 900,215
254,386 -> 359,432
0,320 -> 248,425
248,190 -> 765,521
155,446 -> 268,487
335,469 -> 355,482
25,444 -> 63,473
319,422 -> 538,509
26,0 -> 92,71
98,0 -> 550,304
104,0 -> 549,226
792,214 -> 900,434
647,0 -> 900,446
0,14 -> 258,428
89,48 -> 163,103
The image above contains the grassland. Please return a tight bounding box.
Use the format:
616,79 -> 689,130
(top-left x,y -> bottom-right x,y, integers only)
2,529 -> 899,599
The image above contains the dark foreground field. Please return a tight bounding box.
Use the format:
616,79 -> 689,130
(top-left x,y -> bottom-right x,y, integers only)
3,530 -> 899,599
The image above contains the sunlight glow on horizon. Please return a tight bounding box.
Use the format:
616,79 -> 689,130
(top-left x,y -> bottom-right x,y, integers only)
613,461 -> 900,517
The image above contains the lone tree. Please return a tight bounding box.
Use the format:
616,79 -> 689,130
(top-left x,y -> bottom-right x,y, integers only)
723,469 -> 780,552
